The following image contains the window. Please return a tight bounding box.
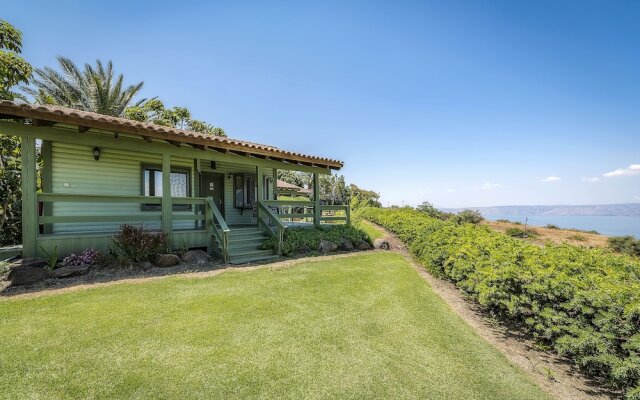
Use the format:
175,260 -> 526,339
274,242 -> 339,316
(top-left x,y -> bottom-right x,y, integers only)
142,165 -> 190,210
233,174 -> 258,208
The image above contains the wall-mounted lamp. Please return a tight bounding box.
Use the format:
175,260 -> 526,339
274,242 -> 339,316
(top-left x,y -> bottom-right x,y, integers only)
93,147 -> 101,161
227,173 -> 233,180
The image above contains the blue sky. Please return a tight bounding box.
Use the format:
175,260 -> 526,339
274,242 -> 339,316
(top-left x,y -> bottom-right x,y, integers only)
6,1 -> 640,207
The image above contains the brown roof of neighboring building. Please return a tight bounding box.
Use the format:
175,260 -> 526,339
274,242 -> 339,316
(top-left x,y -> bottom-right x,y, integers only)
277,180 -> 304,190
0,100 -> 343,170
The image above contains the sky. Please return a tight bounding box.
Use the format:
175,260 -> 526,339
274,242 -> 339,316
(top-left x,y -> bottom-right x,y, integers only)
5,0 -> 640,207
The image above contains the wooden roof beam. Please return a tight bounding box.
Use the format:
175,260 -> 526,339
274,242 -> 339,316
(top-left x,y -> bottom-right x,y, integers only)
141,136 -> 153,143
32,119 -> 55,127
166,139 -> 182,147
78,126 -> 90,133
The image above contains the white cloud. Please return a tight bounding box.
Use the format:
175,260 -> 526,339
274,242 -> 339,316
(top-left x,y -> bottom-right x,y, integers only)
445,188 -> 456,193
541,176 -> 561,182
582,176 -> 600,182
603,164 -> 640,178
480,182 -> 503,190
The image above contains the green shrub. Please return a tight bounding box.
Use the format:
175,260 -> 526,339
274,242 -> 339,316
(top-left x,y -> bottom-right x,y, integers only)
109,224 -> 169,263
360,207 -> 640,397
505,227 -> 537,238
609,236 -> 640,257
496,219 -> 511,223
546,224 -> 560,230
261,225 -> 370,256
451,209 -> 484,225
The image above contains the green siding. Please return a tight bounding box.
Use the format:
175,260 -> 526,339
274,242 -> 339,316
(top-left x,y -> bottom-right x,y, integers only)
50,142 -> 195,233
200,161 -> 275,226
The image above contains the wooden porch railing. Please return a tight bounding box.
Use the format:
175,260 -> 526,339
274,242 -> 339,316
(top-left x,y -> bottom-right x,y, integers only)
257,200 -> 286,255
206,197 -> 230,262
36,193 -> 206,227
319,205 -> 351,225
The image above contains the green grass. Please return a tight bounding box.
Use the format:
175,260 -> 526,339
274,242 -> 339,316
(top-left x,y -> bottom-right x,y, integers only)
354,219 -> 385,240
0,253 -> 549,399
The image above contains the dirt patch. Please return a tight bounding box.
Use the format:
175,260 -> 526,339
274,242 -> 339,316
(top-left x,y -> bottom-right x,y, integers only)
369,221 -> 614,400
483,220 -> 608,248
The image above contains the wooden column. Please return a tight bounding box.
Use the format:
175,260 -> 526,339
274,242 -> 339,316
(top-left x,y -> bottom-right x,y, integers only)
313,172 -> 320,227
21,136 -> 37,256
193,158 -> 201,229
41,140 -> 53,234
272,169 -> 278,200
256,165 -> 263,224
162,153 -> 172,244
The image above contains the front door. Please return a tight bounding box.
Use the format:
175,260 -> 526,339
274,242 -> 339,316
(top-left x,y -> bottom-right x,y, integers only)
200,172 -> 225,217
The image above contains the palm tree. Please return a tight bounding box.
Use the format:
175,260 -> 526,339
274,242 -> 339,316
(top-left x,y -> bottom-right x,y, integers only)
23,56 -> 146,117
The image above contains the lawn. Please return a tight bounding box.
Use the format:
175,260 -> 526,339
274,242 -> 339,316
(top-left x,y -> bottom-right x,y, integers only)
0,253 -> 549,399
354,218 -> 386,240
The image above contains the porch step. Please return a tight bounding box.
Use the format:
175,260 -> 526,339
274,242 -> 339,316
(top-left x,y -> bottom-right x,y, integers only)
214,226 -> 276,264
230,252 -> 279,265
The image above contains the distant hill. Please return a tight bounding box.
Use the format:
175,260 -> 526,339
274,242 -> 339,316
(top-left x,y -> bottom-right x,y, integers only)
443,203 -> 640,217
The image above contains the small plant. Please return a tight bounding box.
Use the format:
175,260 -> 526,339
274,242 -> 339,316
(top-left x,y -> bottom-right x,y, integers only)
63,248 -> 102,266
109,224 -> 169,263
496,219 -> 511,223
40,245 -> 58,271
545,224 -> 560,230
505,227 -> 537,238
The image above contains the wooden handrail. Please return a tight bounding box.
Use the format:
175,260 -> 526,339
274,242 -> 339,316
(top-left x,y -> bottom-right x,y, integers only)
258,200 -> 286,255
319,205 -> 351,225
37,193 -> 207,205
206,197 -> 230,262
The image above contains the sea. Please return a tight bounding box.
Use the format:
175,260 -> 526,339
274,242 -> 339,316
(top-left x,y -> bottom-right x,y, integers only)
483,215 -> 640,238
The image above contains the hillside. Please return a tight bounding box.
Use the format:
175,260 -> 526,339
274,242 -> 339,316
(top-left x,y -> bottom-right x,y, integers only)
444,203 -> 640,217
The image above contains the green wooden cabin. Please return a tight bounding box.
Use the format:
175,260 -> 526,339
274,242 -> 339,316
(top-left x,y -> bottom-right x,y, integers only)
0,101 -> 347,264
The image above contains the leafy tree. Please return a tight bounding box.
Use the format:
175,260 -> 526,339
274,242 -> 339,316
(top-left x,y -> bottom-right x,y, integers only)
319,174 -> 348,205
125,99 -> 226,136
0,135 -> 22,245
277,170 -> 311,188
0,20 -> 33,245
24,57 -> 146,116
348,184 -> 381,209
0,20 -> 32,100
416,201 -> 442,217
452,209 -> 484,225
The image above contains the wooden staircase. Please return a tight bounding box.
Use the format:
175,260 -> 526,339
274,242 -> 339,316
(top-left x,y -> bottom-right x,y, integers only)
223,226 -> 278,264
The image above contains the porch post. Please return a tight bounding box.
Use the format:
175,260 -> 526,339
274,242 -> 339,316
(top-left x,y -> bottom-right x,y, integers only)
162,153 -> 173,244
256,165 -> 264,222
272,169 -> 278,200
21,136 -> 37,257
313,172 -> 320,227
193,158 -> 201,229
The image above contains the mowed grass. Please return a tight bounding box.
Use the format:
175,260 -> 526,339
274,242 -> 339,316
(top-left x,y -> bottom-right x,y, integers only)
354,218 -> 386,240
0,253 -> 549,399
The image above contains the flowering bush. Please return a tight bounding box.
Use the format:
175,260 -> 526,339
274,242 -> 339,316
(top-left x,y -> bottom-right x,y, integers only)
63,248 -> 101,266
109,224 -> 168,263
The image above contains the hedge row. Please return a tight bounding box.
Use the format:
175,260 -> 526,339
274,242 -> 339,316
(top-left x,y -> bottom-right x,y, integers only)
261,225 -> 371,256
360,207 -> 640,399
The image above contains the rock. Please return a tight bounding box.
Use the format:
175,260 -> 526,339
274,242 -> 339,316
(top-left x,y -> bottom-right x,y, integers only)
6,266 -> 50,286
296,244 -> 312,254
51,264 -> 90,279
139,261 -> 155,271
355,240 -> 373,251
373,238 -> 391,250
8,257 -> 48,269
338,238 -> 354,251
182,250 -> 210,265
318,240 -> 338,253
155,254 -> 180,268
